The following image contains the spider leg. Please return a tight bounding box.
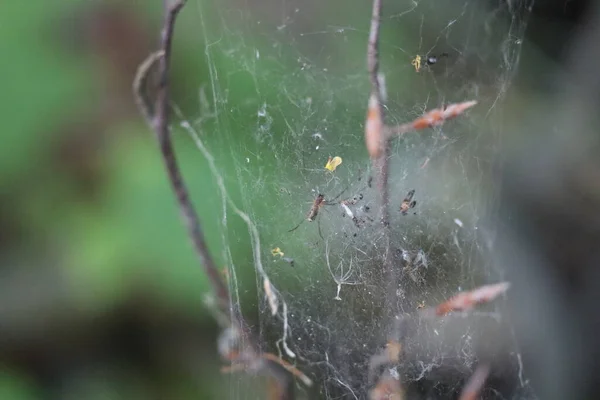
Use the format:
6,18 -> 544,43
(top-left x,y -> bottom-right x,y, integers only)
327,184 -> 351,203
326,182 -> 371,206
317,214 -> 325,241
288,219 -> 305,233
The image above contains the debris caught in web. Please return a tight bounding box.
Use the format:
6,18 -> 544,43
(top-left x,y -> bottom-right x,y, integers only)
325,156 -> 343,172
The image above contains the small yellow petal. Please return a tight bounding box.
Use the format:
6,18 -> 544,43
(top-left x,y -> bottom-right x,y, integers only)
271,247 -> 284,257
324,156 -> 342,172
411,55 -> 421,73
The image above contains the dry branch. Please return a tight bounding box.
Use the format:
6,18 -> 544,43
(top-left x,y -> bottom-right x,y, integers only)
132,1 -> 301,398
364,1 -> 480,391
365,0 -> 477,229
134,0 -> 230,315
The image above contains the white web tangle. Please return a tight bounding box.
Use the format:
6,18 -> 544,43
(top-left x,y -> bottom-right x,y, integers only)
182,0 -> 535,398
175,111 -> 297,361
324,240 -> 362,301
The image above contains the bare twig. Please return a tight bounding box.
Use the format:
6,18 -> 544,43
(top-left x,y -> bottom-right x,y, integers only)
132,50 -> 165,124
132,1 -> 303,398
365,0 -> 389,225
363,2 -> 480,392
133,0 -> 231,315
367,0 -> 382,96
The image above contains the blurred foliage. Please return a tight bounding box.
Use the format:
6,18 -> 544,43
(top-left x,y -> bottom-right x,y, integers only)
0,1 -> 246,398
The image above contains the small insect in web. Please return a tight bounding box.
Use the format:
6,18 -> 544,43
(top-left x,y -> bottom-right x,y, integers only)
287,187 -> 348,239
400,190 -> 417,215
411,52 -> 449,72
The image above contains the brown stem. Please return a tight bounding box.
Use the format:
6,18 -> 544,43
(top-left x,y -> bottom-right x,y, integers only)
153,0 -> 231,314
367,0 -> 390,227
367,0 -> 382,95
367,0 -> 396,315
132,2 -> 297,398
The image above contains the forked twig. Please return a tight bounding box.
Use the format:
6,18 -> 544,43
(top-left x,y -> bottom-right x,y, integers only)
365,0 -> 477,307
132,1 -> 301,398
133,0 -> 231,332
364,0 -> 479,392
133,0 -> 230,315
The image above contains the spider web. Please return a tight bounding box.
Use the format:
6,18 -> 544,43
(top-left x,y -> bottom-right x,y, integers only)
171,0 -> 534,398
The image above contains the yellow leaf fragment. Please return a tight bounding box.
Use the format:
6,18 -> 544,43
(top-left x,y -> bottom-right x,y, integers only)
411,55 -> 421,72
271,247 -> 284,257
325,156 -> 342,172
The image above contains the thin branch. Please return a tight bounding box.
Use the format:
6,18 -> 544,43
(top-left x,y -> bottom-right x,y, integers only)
366,0 -> 389,225
139,0 -> 231,313
367,0 -> 383,96
363,2 -> 481,392
132,1 -> 301,398
366,0 -> 398,324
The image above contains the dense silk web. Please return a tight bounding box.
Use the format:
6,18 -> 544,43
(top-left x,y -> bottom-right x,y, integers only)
172,0 -> 535,398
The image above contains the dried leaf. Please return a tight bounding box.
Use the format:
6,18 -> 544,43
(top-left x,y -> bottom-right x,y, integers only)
412,100 -> 477,130
436,282 -> 510,316
325,156 -> 343,172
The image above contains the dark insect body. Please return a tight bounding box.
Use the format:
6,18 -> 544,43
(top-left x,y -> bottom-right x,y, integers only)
288,194 -> 326,233
307,194 -> 326,222
425,52 -> 449,66
400,190 -> 417,215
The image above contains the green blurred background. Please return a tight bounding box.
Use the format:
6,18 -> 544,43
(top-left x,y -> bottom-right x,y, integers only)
0,0 -> 591,398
